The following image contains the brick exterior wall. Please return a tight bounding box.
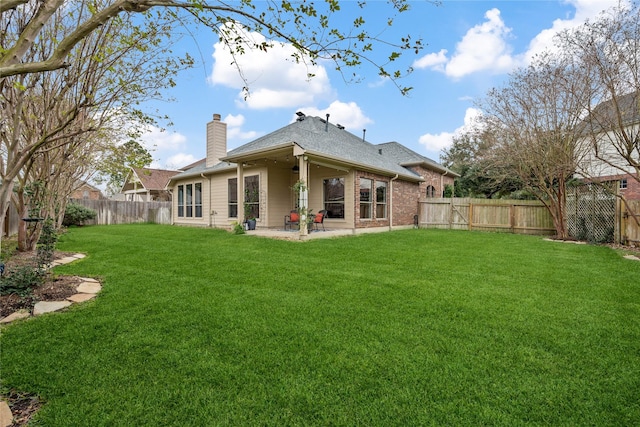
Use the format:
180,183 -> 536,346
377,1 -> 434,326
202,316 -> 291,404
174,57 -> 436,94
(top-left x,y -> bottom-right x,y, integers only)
618,174 -> 640,201
392,178 -> 421,226
591,173 -> 640,201
353,167 -> 456,228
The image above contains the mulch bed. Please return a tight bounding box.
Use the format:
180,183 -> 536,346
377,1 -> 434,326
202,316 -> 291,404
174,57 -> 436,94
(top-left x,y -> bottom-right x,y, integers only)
1,251 -> 86,426
0,251 -> 82,318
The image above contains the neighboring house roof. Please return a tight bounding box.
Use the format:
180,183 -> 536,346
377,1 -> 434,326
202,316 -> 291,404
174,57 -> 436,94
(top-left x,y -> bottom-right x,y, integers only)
126,168 -> 180,191
179,158 -> 206,171
172,115 -> 456,181
72,181 -> 102,193
585,91 -> 640,132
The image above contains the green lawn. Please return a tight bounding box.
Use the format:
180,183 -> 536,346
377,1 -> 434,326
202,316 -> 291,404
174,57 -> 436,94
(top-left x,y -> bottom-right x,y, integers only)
2,225 -> 639,426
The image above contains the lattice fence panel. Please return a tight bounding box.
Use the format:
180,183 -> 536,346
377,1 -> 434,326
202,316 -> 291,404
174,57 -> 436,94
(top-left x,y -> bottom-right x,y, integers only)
566,184 -> 616,243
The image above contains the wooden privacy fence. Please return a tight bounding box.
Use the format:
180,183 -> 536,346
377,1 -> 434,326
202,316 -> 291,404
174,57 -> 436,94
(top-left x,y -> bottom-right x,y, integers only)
621,200 -> 640,247
418,198 -> 555,236
69,199 -> 172,225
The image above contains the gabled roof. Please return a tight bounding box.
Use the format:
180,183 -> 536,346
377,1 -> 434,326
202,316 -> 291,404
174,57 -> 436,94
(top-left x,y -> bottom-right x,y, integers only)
171,115 -> 456,181
179,158 -> 206,171
585,91 -> 640,133
72,180 -> 102,192
375,141 -> 456,175
130,168 -> 180,191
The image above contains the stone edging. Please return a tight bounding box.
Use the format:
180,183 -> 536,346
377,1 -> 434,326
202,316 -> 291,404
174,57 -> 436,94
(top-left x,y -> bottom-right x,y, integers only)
0,254 -> 101,426
0,254 -> 101,325
543,238 -> 640,261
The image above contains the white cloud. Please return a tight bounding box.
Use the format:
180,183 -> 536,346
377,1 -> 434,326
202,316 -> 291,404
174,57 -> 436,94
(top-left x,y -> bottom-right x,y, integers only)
223,113 -> 260,141
446,8 -> 516,78
139,126 -> 187,151
413,49 -> 448,71
415,1 -> 623,79
524,0 -> 623,62
163,153 -> 198,170
415,9 -> 515,79
209,23 -> 334,109
418,108 -> 481,152
294,101 -> 373,130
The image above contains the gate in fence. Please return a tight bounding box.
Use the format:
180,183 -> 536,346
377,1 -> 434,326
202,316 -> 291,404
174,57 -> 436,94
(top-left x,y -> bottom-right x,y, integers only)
418,198 -> 555,236
621,200 -> 640,246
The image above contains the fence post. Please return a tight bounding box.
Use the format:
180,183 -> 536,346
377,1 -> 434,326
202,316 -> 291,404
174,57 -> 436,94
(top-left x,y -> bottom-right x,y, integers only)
468,201 -> 473,231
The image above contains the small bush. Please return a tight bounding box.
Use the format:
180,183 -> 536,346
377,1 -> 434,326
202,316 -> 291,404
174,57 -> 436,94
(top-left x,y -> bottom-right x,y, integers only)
0,265 -> 44,296
232,222 -> 245,235
63,203 -> 97,226
37,218 -> 58,267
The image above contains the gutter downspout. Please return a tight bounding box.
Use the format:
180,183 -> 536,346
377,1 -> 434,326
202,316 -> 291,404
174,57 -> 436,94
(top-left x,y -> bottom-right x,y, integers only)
201,173 -> 212,227
389,174 -> 398,230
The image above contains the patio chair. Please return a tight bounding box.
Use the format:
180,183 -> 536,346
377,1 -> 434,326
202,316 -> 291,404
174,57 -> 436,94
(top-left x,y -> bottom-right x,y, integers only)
284,210 -> 299,231
313,210 -> 327,231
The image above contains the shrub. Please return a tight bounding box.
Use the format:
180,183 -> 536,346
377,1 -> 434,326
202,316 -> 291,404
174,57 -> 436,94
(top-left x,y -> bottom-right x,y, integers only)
0,219 -> 57,296
0,265 -> 44,296
63,203 -> 97,226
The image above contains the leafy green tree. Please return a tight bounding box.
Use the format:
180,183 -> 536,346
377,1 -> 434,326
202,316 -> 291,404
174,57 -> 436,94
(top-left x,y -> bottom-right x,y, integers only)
0,1 -> 191,246
441,123 -> 525,199
95,140 -> 154,196
1,0 -> 424,94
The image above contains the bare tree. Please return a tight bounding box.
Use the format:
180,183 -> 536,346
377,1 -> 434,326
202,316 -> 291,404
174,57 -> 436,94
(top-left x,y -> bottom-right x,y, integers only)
477,53 -> 591,239
557,3 -> 640,226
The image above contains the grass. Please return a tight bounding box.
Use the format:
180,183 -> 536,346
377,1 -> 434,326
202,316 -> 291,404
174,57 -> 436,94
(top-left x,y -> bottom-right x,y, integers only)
1,224 -> 639,426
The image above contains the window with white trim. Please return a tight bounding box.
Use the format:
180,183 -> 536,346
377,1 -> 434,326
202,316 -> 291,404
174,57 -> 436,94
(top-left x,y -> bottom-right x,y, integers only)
323,178 -> 345,219
360,178 -> 373,219
177,183 -> 203,218
620,179 -> 628,190
376,181 -> 387,219
244,175 -> 260,219
228,178 -> 238,218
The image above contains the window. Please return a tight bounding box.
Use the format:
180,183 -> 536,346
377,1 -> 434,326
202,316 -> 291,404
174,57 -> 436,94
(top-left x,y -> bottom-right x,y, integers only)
360,178 -> 373,219
426,185 -> 436,198
244,175 -> 260,219
177,185 -> 184,217
620,179 -> 628,190
323,178 -> 345,219
195,183 -> 202,217
177,183 -> 202,218
376,181 -> 387,219
228,178 -> 238,218
186,184 -> 193,217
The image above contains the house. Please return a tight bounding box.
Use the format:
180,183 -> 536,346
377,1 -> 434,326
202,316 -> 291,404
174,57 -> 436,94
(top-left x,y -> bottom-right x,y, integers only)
169,113 -> 457,236
70,181 -> 104,200
579,91 -> 640,200
120,167 -> 180,202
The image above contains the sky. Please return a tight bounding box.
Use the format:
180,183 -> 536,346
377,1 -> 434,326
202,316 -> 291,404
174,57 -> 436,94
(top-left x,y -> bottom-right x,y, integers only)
139,0 -> 623,171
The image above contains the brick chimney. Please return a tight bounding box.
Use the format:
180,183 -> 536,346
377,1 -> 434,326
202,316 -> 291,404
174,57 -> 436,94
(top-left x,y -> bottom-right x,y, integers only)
206,113 -> 227,168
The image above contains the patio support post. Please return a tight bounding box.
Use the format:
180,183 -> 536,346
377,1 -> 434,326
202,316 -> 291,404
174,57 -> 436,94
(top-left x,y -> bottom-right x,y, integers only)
299,156 -> 309,237
237,162 -> 245,223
